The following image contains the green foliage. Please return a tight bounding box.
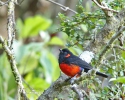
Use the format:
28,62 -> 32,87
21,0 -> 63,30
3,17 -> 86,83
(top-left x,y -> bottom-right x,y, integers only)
58,8 -> 105,46
39,50 -> 59,83
109,0 -> 125,10
0,53 -> 16,100
16,15 -> 52,38
48,37 -> 64,46
110,77 -> 125,83
0,15 -> 64,99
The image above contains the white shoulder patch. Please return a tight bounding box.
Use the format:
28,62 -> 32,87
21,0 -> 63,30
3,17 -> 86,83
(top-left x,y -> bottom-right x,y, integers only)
79,51 -> 94,63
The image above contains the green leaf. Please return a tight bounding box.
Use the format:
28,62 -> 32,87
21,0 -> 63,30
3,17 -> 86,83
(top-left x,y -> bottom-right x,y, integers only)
48,37 -> 64,46
26,78 -> 50,90
25,77 -> 50,99
80,24 -> 87,32
89,92 -> 97,100
122,51 -> 125,59
39,50 -> 60,83
109,77 -> 125,83
7,75 -> 17,97
19,54 -> 38,74
16,18 -> 24,39
0,53 -> 17,98
47,51 -> 60,81
21,15 -> 52,38
13,41 -> 44,62
40,51 -> 53,83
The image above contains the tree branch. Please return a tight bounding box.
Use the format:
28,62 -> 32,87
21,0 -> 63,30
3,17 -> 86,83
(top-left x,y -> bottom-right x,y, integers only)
7,0 -> 15,49
71,84 -> 84,100
37,69 -> 96,100
0,0 -> 10,6
0,36 -> 28,100
0,0 -> 28,99
92,0 -> 118,13
46,0 -> 77,14
85,8 -> 125,53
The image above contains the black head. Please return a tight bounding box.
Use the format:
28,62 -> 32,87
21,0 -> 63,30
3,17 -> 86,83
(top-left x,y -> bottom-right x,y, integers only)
58,48 -> 73,64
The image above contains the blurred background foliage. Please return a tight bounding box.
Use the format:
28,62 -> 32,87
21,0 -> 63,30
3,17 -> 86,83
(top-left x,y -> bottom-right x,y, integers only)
0,0 -> 125,100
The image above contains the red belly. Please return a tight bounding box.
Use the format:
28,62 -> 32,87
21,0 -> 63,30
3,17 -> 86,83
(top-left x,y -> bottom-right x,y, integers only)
59,63 -> 81,77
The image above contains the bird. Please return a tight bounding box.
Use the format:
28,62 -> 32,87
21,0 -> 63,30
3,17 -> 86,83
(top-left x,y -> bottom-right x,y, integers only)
58,48 -> 108,78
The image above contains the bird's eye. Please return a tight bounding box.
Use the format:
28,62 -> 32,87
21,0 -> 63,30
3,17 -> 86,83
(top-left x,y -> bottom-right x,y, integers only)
65,53 -> 70,58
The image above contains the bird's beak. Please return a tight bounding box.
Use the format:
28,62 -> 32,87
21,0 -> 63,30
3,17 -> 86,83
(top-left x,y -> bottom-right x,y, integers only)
59,49 -> 63,53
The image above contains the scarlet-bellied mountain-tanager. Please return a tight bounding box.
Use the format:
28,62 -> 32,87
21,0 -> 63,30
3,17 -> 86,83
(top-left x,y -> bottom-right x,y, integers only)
58,48 -> 108,78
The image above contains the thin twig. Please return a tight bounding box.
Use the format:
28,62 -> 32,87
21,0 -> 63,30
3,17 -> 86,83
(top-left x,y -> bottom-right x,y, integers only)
82,90 -> 89,99
46,0 -> 77,14
22,78 -> 39,96
71,84 -> 83,100
118,34 -> 124,46
113,45 -> 125,51
92,0 -> 118,13
0,0 -> 10,6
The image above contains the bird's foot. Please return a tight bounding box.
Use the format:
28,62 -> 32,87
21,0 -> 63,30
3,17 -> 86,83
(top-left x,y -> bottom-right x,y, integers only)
70,74 -> 78,84
65,77 -> 71,82
64,74 -> 79,84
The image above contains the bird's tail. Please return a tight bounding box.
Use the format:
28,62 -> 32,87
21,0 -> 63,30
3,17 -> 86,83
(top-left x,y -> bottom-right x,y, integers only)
96,71 -> 108,78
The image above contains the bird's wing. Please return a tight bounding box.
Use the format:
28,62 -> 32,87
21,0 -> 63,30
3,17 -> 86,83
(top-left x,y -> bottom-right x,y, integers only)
69,55 -> 93,71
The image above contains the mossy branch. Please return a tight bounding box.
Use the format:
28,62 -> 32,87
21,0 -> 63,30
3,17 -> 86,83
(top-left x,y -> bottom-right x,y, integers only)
37,69 -> 96,100
0,0 -> 28,99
